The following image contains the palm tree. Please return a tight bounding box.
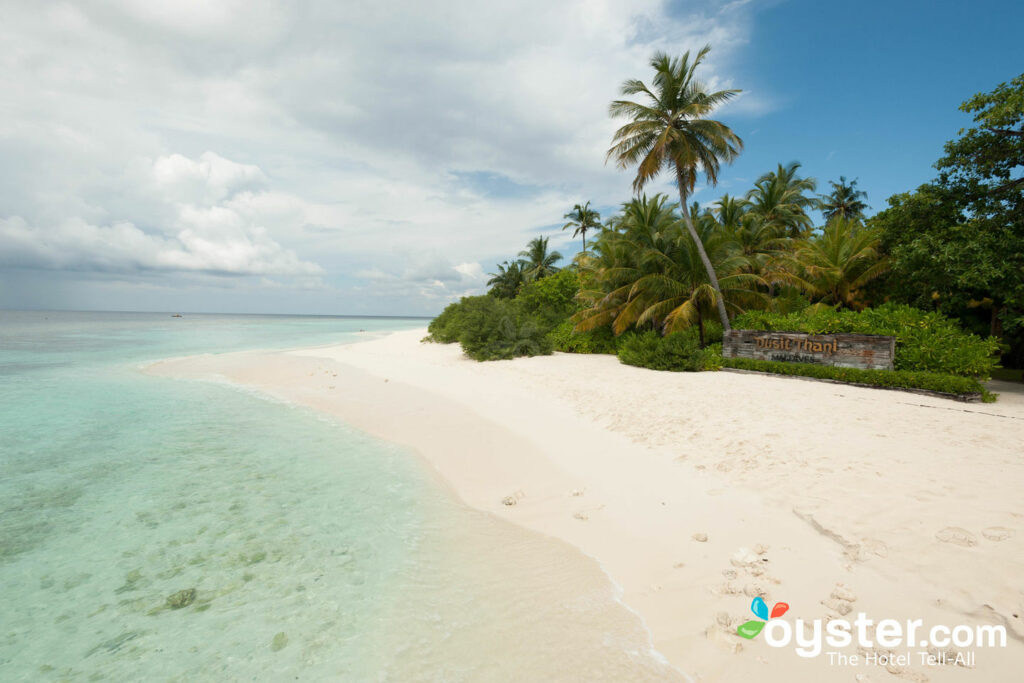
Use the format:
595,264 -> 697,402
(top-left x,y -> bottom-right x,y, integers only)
518,236 -> 562,281
486,260 -> 526,298
607,45 -> 743,331
746,162 -> 819,238
574,194 -> 763,345
711,193 -> 749,230
784,218 -> 888,309
820,176 -> 869,221
562,201 -> 602,252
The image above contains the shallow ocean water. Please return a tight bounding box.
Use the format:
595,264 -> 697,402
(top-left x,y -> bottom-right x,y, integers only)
0,311 -> 682,681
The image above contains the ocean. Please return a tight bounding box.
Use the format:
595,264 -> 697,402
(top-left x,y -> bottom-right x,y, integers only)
0,310 -> 681,682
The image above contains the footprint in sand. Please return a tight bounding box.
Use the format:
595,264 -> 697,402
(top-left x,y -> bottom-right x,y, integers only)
936,527 -> 978,547
982,526 -> 1015,542
823,583 -> 857,616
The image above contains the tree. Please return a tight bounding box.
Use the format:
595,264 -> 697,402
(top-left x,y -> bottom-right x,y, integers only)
574,194 -> 762,345
518,236 -> 563,281
870,75 -> 1023,350
746,162 -> 819,238
869,183 -> 1022,338
562,201 -> 602,252
938,73 -> 1024,199
486,260 -> 527,298
711,193 -> 749,230
607,45 -> 743,331
785,218 -> 888,309
821,176 -> 869,222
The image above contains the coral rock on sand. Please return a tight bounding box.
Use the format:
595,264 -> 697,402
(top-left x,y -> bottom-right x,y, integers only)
729,548 -> 758,567
165,588 -> 197,609
692,532 -> 708,542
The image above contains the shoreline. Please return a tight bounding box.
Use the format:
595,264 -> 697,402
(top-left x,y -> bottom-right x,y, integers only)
145,329 -> 1024,681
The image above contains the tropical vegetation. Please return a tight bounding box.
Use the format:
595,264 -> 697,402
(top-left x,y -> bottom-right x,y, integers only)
427,57 -> 1021,397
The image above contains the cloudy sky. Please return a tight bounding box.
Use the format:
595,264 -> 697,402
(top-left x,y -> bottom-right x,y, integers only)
1,0 -> 1021,316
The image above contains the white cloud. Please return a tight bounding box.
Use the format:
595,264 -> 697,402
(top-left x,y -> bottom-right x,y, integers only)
0,0 -> 763,314
152,152 -> 267,205
0,214 -> 322,278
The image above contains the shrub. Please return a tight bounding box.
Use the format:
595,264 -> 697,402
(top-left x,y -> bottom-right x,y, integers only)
617,330 -> 707,372
426,271 -> 580,361
732,303 -> 1000,377
548,320 -> 620,354
516,270 -> 580,327
452,296 -> 554,361
425,299 -> 471,343
703,342 -> 724,371
721,357 -> 991,400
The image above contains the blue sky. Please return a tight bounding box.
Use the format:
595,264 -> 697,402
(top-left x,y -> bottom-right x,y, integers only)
1,0 -> 1021,315
585,0 -> 1024,241
705,0 -> 1022,222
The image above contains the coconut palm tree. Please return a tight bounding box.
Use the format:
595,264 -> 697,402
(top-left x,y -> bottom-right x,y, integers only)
746,162 -> 819,238
518,236 -> 562,281
486,260 -> 527,298
711,193 -> 749,230
562,201 -> 602,252
575,194 -> 763,345
607,45 -> 743,331
820,176 -> 869,221
784,218 -> 888,309
574,195 -> 683,335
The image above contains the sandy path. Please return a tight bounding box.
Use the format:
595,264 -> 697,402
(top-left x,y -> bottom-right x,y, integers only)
146,330 -> 1024,682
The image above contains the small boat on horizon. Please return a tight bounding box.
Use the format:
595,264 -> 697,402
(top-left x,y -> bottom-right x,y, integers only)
171,314 -> 183,318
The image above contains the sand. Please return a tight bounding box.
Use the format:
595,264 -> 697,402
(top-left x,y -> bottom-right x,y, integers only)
146,329 -> 1024,682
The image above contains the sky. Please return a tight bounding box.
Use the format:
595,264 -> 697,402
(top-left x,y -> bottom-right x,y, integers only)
1,0 -> 1021,316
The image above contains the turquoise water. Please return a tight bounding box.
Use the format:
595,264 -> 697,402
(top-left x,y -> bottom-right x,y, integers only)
0,311 -> 682,682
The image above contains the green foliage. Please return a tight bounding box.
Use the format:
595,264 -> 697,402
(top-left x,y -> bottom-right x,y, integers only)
702,342 -> 724,370
868,181 -> 1023,337
820,176 -> 869,222
745,161 -> 818,238
617,330 -> 707,372
563,201 -> 602,251
574,194 -> 764,338
733,304 -> 1000,377
782,218 -> 888,309
938,72 -> 1024,201
519,236 -> 563,281
516,269 -> 580,326
868,75 -> 1023,365
548,319 -> 620,354
487,260 -> 527,299
430,295 -> 554,361
426,300 -> 469,343
721,358 -> 989,399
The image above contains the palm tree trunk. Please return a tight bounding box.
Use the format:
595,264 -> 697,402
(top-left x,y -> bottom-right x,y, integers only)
991,304 -> 1003,338
582,231 -> 586,252
676,166 -> 731,331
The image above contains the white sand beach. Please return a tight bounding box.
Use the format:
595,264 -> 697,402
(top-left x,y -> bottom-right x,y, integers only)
146,329 -> 1024,682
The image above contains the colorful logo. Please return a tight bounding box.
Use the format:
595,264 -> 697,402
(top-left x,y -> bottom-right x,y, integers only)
737,596 -> 789,639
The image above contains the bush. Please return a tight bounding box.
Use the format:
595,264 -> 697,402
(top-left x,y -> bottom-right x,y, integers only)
721,357 -> 991,399
617,330 -> 707,372
425,295 -> 555,361
516,270 -> 580,326
732,303 -> 1000,377
452,296 -> 554,361
426,299 -> 471,343
548,320 -> 620,354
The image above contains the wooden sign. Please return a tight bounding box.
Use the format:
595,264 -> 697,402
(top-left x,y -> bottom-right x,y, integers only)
723,330 -> 895,371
